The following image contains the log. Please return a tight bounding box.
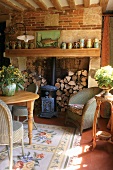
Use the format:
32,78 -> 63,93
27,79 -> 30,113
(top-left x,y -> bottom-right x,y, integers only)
72,75 -> 77,81
69,89 -> 73,93
65,84 -> 70,89
60,79 -> 64,83
64,78 -> 68,84
66,76 -> 71,82
68,71 -> 74,76
61,83 -> 65,90
73,85 -> 79,90
77,70 -> 82,75
41,78 -> 46,84
56,78 -> 61,83
56,96 -> 62,100
68,81 -> 76,86
55,83 -> 61,89
81,81 -> 87,86
56,90 -> 62,96
65,90 -> 70,96
82,70 -> 88,76
81,76 -> 87,82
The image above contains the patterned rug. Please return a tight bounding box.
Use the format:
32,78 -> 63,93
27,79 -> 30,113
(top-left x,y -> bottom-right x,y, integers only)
0,123 -> 79,170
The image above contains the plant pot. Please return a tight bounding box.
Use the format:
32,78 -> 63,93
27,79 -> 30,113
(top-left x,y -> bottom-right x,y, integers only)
2,83 -> 16,96
100,86 -> 112,96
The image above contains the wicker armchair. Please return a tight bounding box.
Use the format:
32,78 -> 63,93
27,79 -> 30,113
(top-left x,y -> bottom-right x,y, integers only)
65,87 -> 102,134
12,83 -> 38,129
0,99 -> 24,170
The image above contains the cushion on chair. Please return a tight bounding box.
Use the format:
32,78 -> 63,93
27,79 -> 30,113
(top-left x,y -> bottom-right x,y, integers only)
68,104 -> 84,116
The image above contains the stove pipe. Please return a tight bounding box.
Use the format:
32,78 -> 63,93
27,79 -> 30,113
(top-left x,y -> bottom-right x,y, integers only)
51,57 -> 56,86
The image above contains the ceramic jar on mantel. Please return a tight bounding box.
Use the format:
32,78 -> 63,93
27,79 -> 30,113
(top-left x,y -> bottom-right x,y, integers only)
86,39 -> 92,48
94,38 -> 99,48
61,42 -> 66,49
79,39 -> 85,48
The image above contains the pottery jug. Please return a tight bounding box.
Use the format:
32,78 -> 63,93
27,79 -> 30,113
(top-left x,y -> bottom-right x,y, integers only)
86,39 -> 92,48
80,39 -> 85,48
61,42 -> 66,49
94,38 -> 99,48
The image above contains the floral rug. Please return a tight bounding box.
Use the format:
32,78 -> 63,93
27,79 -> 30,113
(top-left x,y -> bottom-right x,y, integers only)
0,123 -> 78,170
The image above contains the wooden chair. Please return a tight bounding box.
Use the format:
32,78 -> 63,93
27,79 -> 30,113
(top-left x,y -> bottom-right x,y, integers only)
0,99 -> 24,170
12,83 -> 38,129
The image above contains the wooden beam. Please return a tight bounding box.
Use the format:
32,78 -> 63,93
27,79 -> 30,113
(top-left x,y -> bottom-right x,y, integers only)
5,48 -> 100,58
0,0 -> 24,12
50,0 -> 62,10
15,0 -> 36,11
83,0 -> 90,8
0,14 -> 10,22
67,0 -> 76,9
33,0 -> 48,10
100,0 -> 109,13
0,3 -> 11,14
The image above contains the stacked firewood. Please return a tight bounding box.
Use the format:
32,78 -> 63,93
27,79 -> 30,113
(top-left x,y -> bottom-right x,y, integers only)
23,70 -> 47,89
55,70 -> 88,112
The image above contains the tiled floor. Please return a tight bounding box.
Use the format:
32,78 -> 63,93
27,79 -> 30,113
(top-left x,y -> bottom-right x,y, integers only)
34,112 -> 113,170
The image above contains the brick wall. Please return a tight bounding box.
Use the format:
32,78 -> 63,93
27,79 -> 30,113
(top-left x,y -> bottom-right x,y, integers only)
7,6 -> 102,44
9,7 -> 102,31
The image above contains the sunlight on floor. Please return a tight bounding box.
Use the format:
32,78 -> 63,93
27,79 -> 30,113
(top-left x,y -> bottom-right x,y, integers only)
62,144 -> 90,169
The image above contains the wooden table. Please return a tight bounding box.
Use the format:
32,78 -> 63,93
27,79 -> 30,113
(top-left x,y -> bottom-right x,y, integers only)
0,90 -> 39,145
92,93 -> 113,150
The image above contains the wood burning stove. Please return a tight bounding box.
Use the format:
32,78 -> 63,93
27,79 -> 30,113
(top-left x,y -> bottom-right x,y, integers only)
40,85 -> 57,118
40,57 -> 58,118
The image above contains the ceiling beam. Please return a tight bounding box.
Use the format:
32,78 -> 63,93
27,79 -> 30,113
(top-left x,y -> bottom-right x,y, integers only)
33,0 -> 48,10
83,0 -> 90,8
67,0 -> 76,9
50,0 -> 62,10
15,0 -> 36,11
0,3 -> 11,14
0,0 -> 24,12
100,0 -> 109,13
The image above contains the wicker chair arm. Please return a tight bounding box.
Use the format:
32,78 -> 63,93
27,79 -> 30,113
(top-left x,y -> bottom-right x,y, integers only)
69,91 -> 89,105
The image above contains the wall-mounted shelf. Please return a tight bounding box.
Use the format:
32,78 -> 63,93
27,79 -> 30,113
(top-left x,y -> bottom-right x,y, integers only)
5,48 -> 100,58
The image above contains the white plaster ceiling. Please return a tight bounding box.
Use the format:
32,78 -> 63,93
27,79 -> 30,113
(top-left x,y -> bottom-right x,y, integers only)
0,0 -> 113,15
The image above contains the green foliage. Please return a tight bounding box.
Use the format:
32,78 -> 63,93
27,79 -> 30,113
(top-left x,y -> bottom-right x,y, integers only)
0,65 -> 25,90
94,65 -> 113,88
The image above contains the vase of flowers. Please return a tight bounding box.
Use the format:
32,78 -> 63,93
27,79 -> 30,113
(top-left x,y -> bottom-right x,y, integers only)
1,83 -> 16,96
0,65 -> 25,96
94,65 -> 113,96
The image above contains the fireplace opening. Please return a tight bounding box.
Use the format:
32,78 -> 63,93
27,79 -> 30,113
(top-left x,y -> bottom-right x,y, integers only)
33,57 -> 90,113
40,57 -> 58,118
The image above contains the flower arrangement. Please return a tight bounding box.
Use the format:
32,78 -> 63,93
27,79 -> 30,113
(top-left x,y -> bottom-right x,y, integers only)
94,65 -> 113,89
0,65 -> 25,90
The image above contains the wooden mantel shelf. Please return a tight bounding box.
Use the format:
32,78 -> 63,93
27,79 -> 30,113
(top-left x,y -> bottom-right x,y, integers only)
5,48 -> 100,58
